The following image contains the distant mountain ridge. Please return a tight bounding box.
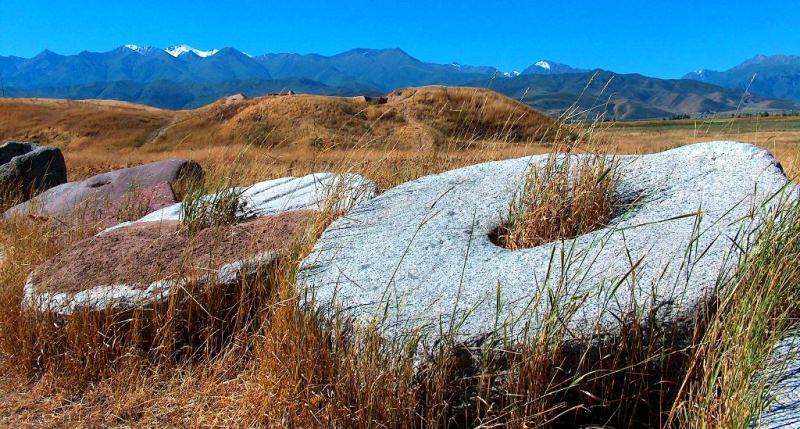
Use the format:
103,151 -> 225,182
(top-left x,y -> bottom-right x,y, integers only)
684,54 -> 800,101
0,45 -> 271,88
476,70 -> 796,120
252,47 -> 499,92
2,45 -> 798,119
3,78 -> 365,110
0,45 -> 507,93
0,45 -> 595,93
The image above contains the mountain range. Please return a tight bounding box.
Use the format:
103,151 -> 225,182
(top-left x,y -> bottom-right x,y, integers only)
0,44 -> 499,93
479,70 -> 795,120
684,54 -> 800,102
1,45 -> 798,120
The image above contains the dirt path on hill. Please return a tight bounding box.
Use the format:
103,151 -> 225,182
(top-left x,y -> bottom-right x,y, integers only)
142,115 -> 182,146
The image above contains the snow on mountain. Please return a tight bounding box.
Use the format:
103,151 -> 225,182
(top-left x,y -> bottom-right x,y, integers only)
521,59 -> 587,75
124,43 -> 220,57
503,70 -> 521,77
124,44 -> 150,54
165,44 -> 220,58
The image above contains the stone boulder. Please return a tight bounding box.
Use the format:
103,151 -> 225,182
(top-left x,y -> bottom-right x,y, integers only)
106,172 -> 378,231
24,210 -> 314,314
0,141 -> 67,198
298,142 -> 793,344
4,159 -> 202,228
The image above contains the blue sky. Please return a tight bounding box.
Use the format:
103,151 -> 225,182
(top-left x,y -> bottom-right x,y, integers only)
1,0 -> 797,78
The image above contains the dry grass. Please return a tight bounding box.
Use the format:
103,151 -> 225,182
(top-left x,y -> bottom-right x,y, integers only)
667,194 -> 800,428
0,91 -> 799,427
492,151 -> 617,250
0,212 -> 691,427
180,178 -> 246,235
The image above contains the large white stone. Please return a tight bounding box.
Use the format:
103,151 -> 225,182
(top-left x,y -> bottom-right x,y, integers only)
107,172 -> 378,231
298,142 -> 793,344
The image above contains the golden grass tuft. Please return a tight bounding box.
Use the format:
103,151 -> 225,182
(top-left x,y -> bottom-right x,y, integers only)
493,152 -> 617,250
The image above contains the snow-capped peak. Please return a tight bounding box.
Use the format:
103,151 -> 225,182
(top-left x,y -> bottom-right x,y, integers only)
503,70 -> 521,77
124,44 -> 149,54
534,60 -> 551,70
450,62 -> 462,69
165,44 -> 219,58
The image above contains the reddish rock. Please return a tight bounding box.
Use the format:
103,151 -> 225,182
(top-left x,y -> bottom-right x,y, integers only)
24,210 -> 314,314
4,159 -> 202,228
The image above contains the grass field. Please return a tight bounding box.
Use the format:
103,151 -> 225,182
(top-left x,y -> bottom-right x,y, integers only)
599,115 -> 800,173
1,92 -> 799,427
2,93 -> 798,184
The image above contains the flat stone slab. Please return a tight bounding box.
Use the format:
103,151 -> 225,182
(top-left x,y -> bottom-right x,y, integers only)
4,159 -> 202,228
106,172 -> 378,231
756,335 -> 800,428
0,141 -> 67,198
299,142 -> 793,343
24,210 -> 313,314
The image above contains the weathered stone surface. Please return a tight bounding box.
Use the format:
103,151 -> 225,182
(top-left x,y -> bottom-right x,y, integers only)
107,172 -> 378,231
4,159 -> 202,227
25,210 -> 313,314
757,335 -> 800,428
0,141 -> 67,197
299,142 -> 793,343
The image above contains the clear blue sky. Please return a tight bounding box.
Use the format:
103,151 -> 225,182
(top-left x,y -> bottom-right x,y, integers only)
1,0 -> 797,78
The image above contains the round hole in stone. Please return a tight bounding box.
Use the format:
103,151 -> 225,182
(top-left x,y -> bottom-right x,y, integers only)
489,188 -> 644,250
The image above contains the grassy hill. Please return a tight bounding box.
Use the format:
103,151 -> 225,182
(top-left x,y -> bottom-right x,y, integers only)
4,88 -> 799,184
0,86 -> 561,183
0,98 -> 172,151
1,86 -> 557,150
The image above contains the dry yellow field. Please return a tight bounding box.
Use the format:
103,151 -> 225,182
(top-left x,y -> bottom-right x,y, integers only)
0,87 -> 561,189
3,94 -> 798,189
